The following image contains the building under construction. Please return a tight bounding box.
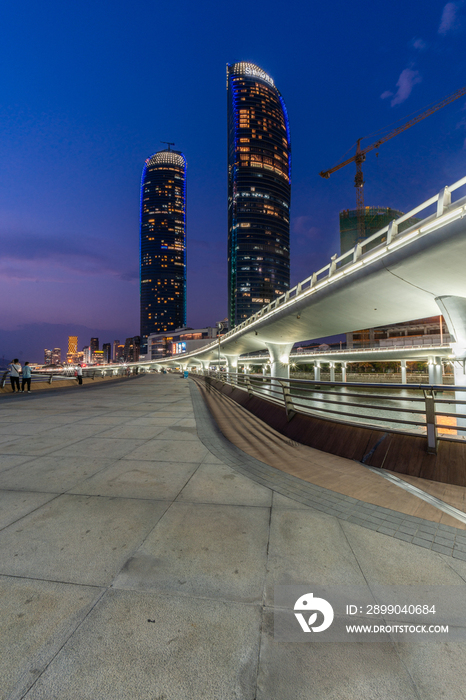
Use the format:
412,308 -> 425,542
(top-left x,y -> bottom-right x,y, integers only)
339,206 -> 420,255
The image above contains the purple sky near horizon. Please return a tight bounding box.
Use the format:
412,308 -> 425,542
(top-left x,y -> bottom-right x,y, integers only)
1,0 -> 466,362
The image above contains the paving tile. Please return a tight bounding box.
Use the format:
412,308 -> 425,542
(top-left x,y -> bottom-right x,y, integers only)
0,576 -> 103,700
393,639 -> 466,700
121,438 -> 209,463
91,425 -> 168,440
452,550 -> 466,562
0,495 -> 169,586
113,502 -> 270,603
272,492 -> 311,510
50,437 -> 146,460
411,538 -> 433,549
415,531 -> 434,542
68,460 -> 200,500
434,535 -> 456,547
22,590 -> 261,700
431,543 -> 453,555
0,456 -> 116,493
398,525 -> 419,535
0,434 -> 83,456
257,611 -> 419,700
176,461 -> 272,507
0,490 -> 58,530
0,455 -> 35,474
264,508 -> 368,606
393,532 -> 414,542
340,521 -> 461,585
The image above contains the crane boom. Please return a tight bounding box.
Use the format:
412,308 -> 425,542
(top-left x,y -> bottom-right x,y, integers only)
319,85 -> 466,242
320,85 -> 466,179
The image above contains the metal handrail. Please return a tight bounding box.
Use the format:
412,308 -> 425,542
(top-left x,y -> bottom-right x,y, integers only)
200,370 -> 466,452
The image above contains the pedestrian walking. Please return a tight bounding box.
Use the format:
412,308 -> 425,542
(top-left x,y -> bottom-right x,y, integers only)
21,362 -> 32,393
77,364 -> 83,385
8,359 -> 21,393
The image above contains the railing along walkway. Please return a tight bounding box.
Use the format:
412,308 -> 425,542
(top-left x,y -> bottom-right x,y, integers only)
196,370 -> 466,454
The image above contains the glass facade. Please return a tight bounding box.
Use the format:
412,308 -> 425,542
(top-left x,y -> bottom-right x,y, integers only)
140,148 -> 187,350
227,62 -> 291,328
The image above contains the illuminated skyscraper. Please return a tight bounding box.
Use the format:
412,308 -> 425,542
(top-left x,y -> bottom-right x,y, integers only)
227,62 -> 291,327
140,146 -> 187,351
67,335 -> 78,364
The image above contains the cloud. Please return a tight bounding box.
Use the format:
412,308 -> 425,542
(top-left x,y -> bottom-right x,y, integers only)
410,37 -> 427,50
438,2 -> 458,34
292,216 -> 321,240
381,68 -> 422,107
0,230 -> 137,282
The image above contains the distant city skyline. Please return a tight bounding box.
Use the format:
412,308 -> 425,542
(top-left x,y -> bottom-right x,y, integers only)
1,1 -> 466,360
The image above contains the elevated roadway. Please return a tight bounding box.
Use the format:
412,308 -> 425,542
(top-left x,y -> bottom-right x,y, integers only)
135,175 -> 466,382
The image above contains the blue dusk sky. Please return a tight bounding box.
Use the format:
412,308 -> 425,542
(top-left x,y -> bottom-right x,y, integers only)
1,0 -> 466,361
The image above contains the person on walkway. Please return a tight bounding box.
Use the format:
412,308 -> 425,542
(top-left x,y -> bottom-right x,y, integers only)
8,359 -> 21,393
77,364 -> 83,385
21,362 -> 32,393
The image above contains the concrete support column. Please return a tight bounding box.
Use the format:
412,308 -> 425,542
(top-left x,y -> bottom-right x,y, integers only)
428,359 -> 435,384
262,364 -> 268,383
222,355 -> 238,382
314,361 -> 321,381
264,342 -> 294,380
434,359 -> 443,385
436,295 -> 466,367
198,360 -> 208,376
400,360 -> 407,384
341,362 -> 347,383
435,297 -> 466,433
329,362 -> 336,383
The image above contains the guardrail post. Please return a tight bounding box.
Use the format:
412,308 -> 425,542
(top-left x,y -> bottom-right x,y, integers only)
280,381 -> 296,422
1,371 -> 8,388
387,220 -> 398,244
423,389 -> 437,454
92,372 -> 96,380
48,374 -> 53,384
245,376 -> 254,398
437,186 -> 451,217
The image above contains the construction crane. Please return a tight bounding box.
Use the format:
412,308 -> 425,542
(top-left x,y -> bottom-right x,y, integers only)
320,85 -> 466,241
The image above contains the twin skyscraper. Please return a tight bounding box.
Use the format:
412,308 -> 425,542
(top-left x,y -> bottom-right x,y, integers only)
140,62 -> 292,351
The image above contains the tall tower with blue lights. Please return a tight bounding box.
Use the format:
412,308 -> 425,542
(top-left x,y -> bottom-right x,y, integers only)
140,146 -> 187,351
227,62 -> 291,328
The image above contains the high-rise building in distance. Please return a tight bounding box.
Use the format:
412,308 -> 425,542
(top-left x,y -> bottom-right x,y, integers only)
140,146 -> 187,351
102,343 -> 111,364
67,336 -> 78,364
227,62 -> 291,327
339,206 -> 420,255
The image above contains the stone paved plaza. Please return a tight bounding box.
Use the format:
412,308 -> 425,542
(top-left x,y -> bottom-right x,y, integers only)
1,374 -> 466,699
